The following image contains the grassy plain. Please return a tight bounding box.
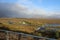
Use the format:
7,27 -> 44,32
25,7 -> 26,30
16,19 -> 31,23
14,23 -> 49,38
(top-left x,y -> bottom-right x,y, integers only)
0,18 -> 60,33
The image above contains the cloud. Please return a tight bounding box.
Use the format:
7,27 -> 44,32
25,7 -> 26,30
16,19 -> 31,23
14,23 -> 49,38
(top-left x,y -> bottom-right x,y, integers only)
0,0 -> 46,18
0,3 -> 47,18
0,0 -> 60,19
48,11 -> 60,19
0,3 -> 28,18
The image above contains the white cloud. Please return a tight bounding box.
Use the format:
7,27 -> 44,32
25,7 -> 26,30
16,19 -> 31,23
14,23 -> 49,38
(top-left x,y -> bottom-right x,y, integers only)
15,0 -> 47,15
0,0 -> 60,18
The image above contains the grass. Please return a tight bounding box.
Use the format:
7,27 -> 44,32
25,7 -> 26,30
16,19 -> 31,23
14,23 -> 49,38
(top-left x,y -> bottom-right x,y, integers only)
0,18 -> 60,40
0,18 -> 60,33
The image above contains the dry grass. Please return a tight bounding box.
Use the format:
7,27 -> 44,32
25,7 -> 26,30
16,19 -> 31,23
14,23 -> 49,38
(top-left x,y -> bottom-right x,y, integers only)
0,18 -> 60,33
0,18 -> 60,40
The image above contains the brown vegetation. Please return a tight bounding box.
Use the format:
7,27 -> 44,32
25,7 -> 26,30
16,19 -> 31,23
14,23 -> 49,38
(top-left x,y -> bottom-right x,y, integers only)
0,18 -> 60,33
0,18 -> 60,40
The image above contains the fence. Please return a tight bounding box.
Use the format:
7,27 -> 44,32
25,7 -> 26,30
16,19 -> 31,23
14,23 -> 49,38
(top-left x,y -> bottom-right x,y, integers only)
0,30 -> 57,40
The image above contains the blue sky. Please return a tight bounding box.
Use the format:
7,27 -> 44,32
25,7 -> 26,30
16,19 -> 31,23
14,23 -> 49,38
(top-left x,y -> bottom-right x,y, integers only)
0,0 -> 60,11
0,0 -> 60,18
0,0 -> 17,3
31,0 -> 60,11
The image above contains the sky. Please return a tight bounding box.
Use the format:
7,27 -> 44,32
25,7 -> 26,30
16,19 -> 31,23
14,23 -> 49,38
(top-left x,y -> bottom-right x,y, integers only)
0,0 -> 60,18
